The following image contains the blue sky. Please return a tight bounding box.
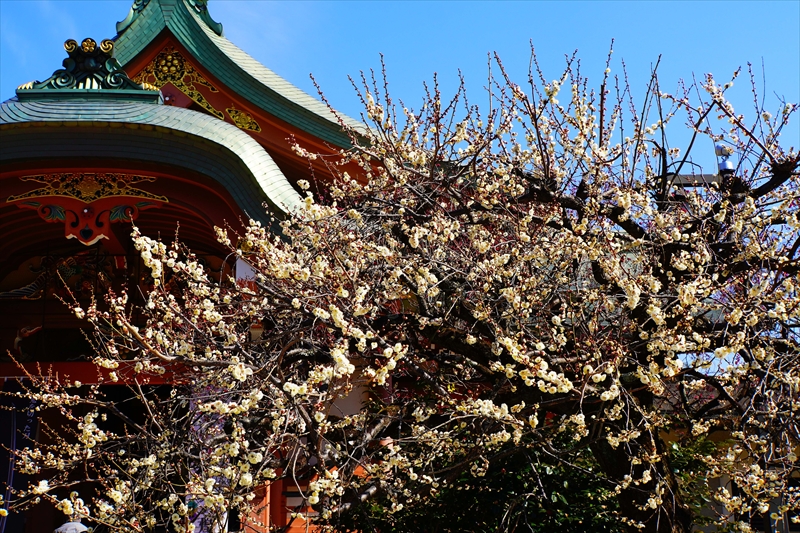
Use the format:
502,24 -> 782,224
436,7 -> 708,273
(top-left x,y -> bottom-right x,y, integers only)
1,0 -> 798,165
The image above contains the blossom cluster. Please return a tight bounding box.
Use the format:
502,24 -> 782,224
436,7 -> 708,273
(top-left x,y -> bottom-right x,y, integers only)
4,52 -> 798,532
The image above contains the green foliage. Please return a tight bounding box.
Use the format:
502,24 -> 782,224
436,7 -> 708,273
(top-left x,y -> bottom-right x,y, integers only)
338,444 -> 622,533
668,436 -> 722,528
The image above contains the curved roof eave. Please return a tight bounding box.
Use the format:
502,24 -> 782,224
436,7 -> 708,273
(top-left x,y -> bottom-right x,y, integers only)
0,98 -> 303,219
114,0 -> 363,149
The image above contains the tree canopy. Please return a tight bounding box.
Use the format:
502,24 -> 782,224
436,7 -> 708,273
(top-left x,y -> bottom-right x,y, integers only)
5,49 -> 799,533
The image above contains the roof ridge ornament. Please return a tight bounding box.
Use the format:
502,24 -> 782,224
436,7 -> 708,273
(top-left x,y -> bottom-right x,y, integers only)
116,0 -> 151,35
116,0 -> 222,37
17,38 -> 157,95
185,0 -> 224,36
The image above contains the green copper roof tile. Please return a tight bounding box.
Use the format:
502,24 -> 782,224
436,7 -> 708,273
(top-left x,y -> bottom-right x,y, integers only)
1,98 -> 302,219
114,0 -> 360,148
2,128 -> 289,226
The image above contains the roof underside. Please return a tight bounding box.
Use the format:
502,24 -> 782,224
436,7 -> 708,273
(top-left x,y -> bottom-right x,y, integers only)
1,98 -> 303,218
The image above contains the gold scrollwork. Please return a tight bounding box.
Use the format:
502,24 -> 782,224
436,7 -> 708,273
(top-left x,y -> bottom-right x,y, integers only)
133,46 -> 224,119
7,173 -> 168,204
226,105 -> 261,132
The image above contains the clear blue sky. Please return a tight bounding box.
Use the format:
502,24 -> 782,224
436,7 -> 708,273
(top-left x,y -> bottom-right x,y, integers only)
1,0 -> 798,164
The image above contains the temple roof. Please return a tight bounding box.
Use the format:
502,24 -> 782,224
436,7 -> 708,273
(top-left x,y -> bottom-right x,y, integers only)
0,0 -> 353,262
1,98 -> 302,218
113,0 -> 359,147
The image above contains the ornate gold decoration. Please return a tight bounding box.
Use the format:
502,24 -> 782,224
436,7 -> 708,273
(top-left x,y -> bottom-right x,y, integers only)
80,38 -> 96,52
133,47 -> 224,119
226,105 -> 261,132
7,173 -> 168,204
17,37 -> 149,93
7,173 -> 167,246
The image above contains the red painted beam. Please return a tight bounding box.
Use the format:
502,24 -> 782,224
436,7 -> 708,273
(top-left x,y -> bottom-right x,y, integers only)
0,361 -> 188,385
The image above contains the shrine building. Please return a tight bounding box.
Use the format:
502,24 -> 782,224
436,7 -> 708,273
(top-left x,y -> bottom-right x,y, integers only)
0,1 -> 356,530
